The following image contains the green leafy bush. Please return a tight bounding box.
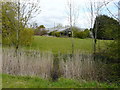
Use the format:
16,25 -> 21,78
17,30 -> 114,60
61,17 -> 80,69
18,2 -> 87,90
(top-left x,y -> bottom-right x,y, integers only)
55,32 -> 61,37
19,28 -> 34,46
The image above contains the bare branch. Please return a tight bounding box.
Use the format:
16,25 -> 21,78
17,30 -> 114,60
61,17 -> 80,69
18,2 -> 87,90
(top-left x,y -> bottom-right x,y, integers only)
19,0 -> 41,28
104,0 -> 119,21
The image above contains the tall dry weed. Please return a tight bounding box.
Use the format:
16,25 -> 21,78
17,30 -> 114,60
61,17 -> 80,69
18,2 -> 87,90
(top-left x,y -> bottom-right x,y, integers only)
2,48 -> 105,81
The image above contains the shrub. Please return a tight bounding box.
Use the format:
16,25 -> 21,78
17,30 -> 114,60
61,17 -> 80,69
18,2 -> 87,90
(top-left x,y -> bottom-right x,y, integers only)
49,30 -> 58,36
75,32 -> 86,39
73,29 -> 90,39
19,28 -> 34,46
55,32 -> 61,37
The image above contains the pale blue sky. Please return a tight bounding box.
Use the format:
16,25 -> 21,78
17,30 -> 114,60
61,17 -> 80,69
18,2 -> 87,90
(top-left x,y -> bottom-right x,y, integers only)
31,0 -> 119,29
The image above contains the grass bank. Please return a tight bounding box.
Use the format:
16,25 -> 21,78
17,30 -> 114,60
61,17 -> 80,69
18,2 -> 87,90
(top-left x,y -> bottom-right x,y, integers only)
2,74 -> 118,88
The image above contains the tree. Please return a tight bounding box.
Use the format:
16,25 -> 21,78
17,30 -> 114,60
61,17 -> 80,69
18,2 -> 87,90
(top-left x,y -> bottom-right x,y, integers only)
2,2 -> 20,46
0,1 -> 2,34
84,29 -> 91,38
93,15 -> 119,40
103,0 -> 120,59
38,25 -> 45,29
104,0 -> 119,21
87,0 -> 111,54
34,25 -> 48,36
19,0 -> 41,28
66,0 -> 79,54
2,1 -> 39,47
16,0 -> 41,49
83,0 -> 120,83
92,1 -> 120,83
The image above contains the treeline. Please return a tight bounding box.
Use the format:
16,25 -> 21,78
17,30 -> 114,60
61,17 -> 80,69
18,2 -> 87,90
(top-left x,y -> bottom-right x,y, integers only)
48,27 -> 91,39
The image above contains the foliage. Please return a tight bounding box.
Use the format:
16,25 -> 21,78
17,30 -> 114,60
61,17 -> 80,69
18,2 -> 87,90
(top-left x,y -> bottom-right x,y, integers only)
73,29 -> 90,39
48,27 -> 90,38
94,15 -> 120,84
49,30 -> 68,37
104,63 -> 120,85
2,74 -> 119,88
48,30 -> 57,36
55,32 -> 61,37
38,25 -> 45,29
99,39 -> 120,84
75,31 -> 86,39
92,15 -> 119,40
2,2 -> 18,46
19,28 -> 34,46
2,2 -> 34,47
34,25 -> 48,36
84,29 -> 91,38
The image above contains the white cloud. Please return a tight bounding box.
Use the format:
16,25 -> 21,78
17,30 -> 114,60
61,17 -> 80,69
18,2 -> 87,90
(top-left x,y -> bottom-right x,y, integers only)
32,0 -> 119,29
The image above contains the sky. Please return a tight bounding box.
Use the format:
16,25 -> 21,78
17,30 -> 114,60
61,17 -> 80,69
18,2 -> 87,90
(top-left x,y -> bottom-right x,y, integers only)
30,0 -> 119,29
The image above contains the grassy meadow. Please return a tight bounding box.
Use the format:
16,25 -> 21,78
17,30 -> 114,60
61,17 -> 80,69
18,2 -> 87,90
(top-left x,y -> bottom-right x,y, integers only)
28,36 -> 111,53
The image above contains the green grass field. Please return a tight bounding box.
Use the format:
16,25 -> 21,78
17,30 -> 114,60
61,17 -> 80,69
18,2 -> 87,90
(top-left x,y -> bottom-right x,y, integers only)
29,36 -> 110,53
2,74 -> 118,88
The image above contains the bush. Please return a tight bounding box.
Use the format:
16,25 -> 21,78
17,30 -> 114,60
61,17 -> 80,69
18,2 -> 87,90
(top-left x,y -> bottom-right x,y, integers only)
49,30 -> 59,36
49,31 -> 54,36
55,32 -> 61,37
73,29 -> 90,39
19,28 -> 34,46
75,31 -> 86,39
84,29 -> 91,38
97,39 -> 120,84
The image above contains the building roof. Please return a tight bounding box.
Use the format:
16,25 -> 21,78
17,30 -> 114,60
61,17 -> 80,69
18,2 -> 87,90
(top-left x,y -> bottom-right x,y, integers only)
47,26 -> 85,32
47,26 -> 70,32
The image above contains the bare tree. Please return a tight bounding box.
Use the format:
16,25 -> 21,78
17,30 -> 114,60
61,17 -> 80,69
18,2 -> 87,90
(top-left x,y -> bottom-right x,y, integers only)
66,0 -> 79,55
117,1 -> 120,23
6,0 -> 41,74
104,0 -> 119,21
87,0 -> 112,55
87,0 -> 119,59
16,0 -> 41,49
20,0 -> 41,28
87,0 -> 101,54
0,1 -> 2,75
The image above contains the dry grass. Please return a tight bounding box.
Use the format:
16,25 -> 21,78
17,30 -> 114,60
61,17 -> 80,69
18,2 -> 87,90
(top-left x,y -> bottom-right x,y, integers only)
59,51 -> 105,81
2,48 -> 53,79
2,48 -> 105,81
